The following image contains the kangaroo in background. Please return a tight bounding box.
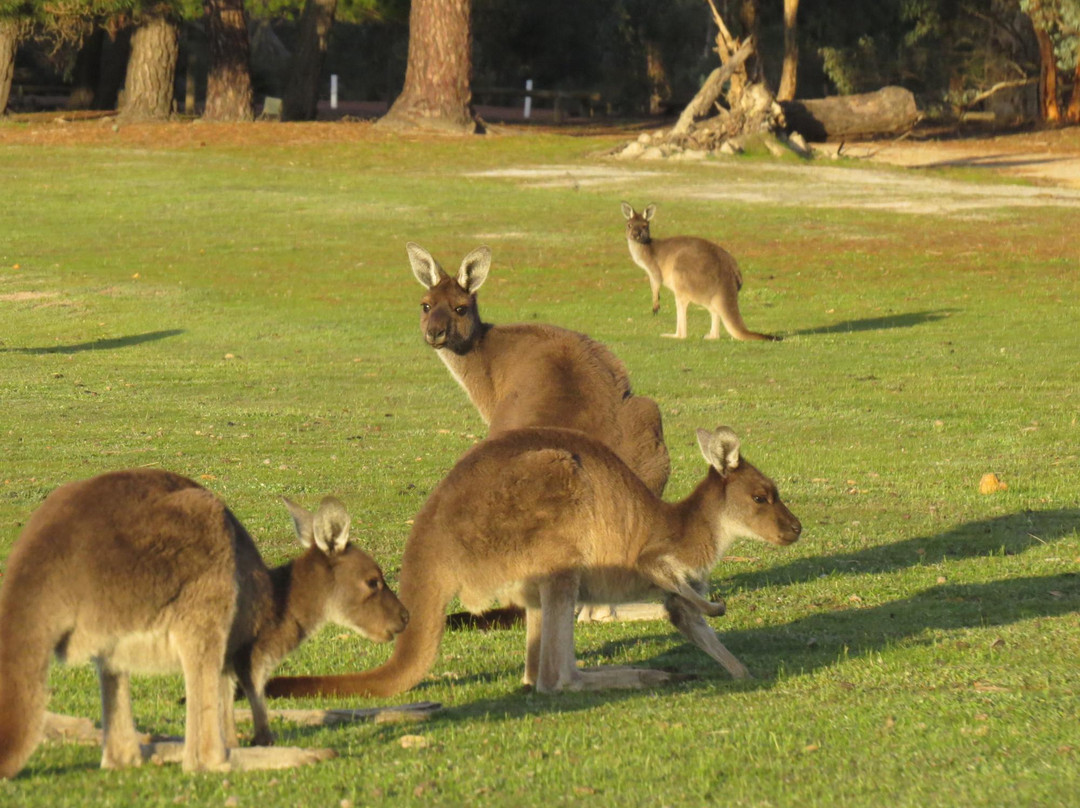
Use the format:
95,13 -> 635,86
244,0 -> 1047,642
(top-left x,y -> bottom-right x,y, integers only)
265,425 -> 801,697
621,202 -> 780,342
0,469 -> 408,777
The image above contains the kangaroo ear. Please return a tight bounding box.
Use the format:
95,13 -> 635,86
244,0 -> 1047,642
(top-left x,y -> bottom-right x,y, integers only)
458,246 -> 491,294
283,496 -> 316,549
620,201 -> 634,220
696,426 -> 740,475
643,204 -> 656,221
407,242 -> 445,289
312,497 -> 351,555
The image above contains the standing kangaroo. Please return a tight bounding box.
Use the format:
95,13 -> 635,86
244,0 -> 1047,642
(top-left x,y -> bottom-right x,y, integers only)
621,202 -> 779,341
0,469 -> 408,777
406,241 -> 670,495
265,425 -> 801,697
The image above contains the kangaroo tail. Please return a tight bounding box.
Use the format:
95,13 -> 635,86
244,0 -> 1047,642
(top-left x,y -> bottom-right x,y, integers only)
0,597 -> 54,778
265,563 -> 452,699
718,303 -> 780,342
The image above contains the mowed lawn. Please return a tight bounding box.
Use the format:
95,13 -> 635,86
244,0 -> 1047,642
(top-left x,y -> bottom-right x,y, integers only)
0,121 -> 1078,807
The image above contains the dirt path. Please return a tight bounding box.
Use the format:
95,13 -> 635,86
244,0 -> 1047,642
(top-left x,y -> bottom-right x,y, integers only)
837,127 -> 1080,190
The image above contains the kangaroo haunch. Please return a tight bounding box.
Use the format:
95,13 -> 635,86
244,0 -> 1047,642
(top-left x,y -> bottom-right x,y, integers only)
0,469 -> 408,777
265,425 -> 801,698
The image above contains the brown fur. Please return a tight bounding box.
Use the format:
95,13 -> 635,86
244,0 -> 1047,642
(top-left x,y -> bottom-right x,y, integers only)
264,425 -> 801,697
621,202 -> 779,341
0,469 -> 407,777
407,242 -> 670,496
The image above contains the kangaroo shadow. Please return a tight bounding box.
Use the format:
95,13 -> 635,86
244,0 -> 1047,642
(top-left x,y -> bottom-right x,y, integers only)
789,309 -> 958,337
722,508 -> 1079,593
592,570 -> 1079,685
3,330 -> 185,355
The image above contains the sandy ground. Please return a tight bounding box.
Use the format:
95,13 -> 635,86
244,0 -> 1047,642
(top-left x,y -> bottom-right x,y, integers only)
838,128 -> 1080,190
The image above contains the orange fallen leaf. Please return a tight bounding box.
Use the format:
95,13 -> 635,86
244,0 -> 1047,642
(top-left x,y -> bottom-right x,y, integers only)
978,473 -> 1007,495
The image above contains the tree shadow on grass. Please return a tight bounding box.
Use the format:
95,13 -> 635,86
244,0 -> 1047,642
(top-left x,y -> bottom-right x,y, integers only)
722,508 -> 1079,593
789,309 -> 959,336
2,329 -> 185,355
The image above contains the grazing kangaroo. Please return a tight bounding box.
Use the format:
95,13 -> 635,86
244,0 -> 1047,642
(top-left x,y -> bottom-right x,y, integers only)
0,469 -> 408,777
265,425 -> 801,697
621,202 -> 779,341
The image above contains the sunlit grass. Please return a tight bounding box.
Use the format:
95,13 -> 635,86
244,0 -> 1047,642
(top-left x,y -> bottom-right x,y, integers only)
1,122 -> 1077,807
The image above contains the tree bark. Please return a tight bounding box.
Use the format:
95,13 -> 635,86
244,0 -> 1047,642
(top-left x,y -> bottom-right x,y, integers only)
1032,23 -> 1060,123
282,0 -> 338,121
119,7 -> 180,121
0,19 -> 18,116
781,86 -> 918,141
379,0 -> 478,133
777,0 -> 799,102
1067,57 -> 1080,124
671,39 -> 753,136
645,40 -> 670,116
203,0 -> 253,121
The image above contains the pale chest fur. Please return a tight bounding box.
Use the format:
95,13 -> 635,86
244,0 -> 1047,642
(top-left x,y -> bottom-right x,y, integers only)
627,239 -> 662,278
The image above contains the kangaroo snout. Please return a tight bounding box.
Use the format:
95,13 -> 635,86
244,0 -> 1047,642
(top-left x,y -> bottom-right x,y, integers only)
773,513 -> 803,546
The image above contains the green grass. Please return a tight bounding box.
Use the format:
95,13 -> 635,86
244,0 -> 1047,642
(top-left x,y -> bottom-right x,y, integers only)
1,122 -> 1078,807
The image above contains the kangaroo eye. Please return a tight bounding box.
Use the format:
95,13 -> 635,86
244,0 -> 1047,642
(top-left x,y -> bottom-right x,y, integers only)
367,577 -> 382,590
454,306 -> 468,316
752,495 -> 768,505
421,303 -> 431,313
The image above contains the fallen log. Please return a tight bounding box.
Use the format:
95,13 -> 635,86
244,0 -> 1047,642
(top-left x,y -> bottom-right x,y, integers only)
781,86 -> 918,142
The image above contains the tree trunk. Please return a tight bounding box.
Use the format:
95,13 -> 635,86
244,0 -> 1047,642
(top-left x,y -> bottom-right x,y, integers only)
781,86 -> 918,141
1033,24 -> 1060,123
379,0 -> 478,133
645,41 -> 670,116
777,0 -> 799,102
119,8 -> 179,121
203,0 -> 253,121
1067,58 -> 1080,124
0,19 -> 18,116
282,0 -> 338,121
738,0 -> 763,84
671,39 -> 754,136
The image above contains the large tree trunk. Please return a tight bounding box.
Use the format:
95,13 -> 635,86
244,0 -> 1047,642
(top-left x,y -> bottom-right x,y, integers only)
1033,24 -> 1060,124
0,19 -> 18,115
282,0 -> 338,121
781,86 -> 918,141
379,0 -> 478,133
119,9 -> 179,121
777,0 -> 798,102
203,0 -> 253,121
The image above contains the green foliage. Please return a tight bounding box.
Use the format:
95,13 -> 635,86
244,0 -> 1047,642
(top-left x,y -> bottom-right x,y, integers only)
0,127 -> 1078,805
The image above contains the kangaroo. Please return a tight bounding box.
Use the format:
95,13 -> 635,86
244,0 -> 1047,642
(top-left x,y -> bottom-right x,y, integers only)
406,241 -> 670,496
621,202 -> 779,341
406,241 -> 673,627
0,469 -> 408,777
265,425 -> 801,697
